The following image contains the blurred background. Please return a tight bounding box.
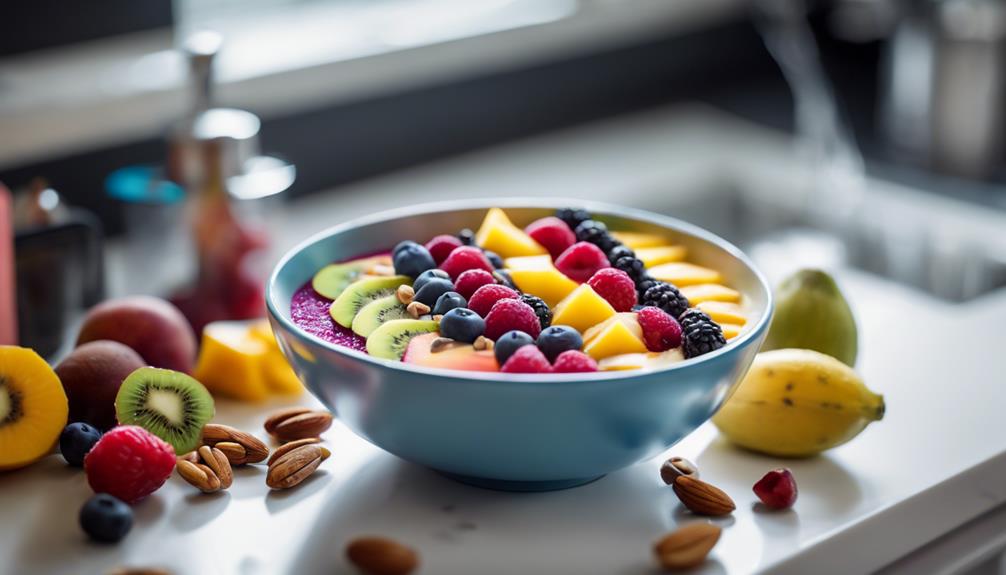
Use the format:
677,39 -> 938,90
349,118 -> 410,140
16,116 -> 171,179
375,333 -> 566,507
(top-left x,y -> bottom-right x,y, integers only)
2,0 -> 1006,358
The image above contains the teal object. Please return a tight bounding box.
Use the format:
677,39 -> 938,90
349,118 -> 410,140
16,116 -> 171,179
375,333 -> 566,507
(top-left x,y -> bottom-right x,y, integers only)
266,200 -> 773,491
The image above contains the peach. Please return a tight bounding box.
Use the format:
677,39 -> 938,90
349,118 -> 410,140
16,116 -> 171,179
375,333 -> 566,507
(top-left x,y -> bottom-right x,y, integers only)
77,296 -> 197,373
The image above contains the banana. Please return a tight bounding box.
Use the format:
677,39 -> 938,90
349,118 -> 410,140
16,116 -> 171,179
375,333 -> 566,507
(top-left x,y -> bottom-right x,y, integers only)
712,349 -> 884,457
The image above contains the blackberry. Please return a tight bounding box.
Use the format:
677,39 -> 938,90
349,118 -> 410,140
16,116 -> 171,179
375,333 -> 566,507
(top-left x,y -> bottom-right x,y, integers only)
493,269 -> 518,291
457,228 -> 476,246
556,207 -> 591,230
641,282 -> 690,318
607,244 -> 635,264
613,256 -> 648,286
636,276 -> 659,296
484,250 -> 504,269
574,220 -> 608,244
679,309 -> 726,358
520,294 -> 552,330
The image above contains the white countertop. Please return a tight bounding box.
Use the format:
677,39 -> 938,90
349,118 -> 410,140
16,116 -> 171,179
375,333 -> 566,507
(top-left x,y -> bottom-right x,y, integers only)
5,106 -> 1006,575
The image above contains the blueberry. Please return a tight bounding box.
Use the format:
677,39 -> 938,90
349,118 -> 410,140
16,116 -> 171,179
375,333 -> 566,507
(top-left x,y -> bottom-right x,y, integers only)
494,330 -> 536,365
413,269 -> 451,293
433,291 -> 467,315
79,494 -> 133,543
536,325 -> 583,362
392,240 -> 422,257
59,422 -> 102,467
414,278 -> 455,307
457,229 -> 476,246
493,269 -> 518,290
439,308 -> 485,343
393,244 -> 437,278
484,250 -> 504,269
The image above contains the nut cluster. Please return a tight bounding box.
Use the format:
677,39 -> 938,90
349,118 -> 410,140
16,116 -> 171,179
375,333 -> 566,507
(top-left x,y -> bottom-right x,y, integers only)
201,423 -> 270,465
660,456 -> 735,517
176,446 -> 233,493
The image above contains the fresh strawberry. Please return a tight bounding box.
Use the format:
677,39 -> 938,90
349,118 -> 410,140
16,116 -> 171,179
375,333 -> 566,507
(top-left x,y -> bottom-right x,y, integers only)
440,246 -> 494,279
525,216 -> 576,260
586,268 -> 638,312
500,345 -> 552,373
454,269 -> 497,300
552,350 -> 598,373
84,426 -> 176,504
636,306 -> 682,352
467,284 -> 519,317
554,242 -> 610,283
483,298 -> 542,340
425,234 -> 464,265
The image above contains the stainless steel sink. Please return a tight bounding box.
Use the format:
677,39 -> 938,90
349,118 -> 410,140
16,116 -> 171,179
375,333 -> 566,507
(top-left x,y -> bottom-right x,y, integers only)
658,186 -> 1006,303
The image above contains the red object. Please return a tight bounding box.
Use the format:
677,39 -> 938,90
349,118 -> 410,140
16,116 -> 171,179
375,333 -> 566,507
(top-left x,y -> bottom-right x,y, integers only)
552,350 -> 598,373
525,216 -> 576,260
753,468 -> 798,509
636,306 -> 683,352
0,184 -> 14,345
554,242 -> 610,283
454,269 -> 497,300
500,345 -> 552,373
439,246 -> 494,279
425,235 -> 464,265
483,298 -> 542,340
84,426 -> 176,504
77,296 -> 197,373
587,268 -> 638,312
467,284 -> 519,317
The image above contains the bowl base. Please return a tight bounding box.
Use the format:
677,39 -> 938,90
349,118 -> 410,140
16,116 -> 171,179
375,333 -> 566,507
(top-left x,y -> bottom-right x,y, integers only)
439,471 -> 605,492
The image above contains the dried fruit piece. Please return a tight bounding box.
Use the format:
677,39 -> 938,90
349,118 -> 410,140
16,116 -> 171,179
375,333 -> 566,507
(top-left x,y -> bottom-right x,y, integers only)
653,523 -> 721,570
753,468 -> 798,509
346,536 -> 419,575
672,475 -> 735,517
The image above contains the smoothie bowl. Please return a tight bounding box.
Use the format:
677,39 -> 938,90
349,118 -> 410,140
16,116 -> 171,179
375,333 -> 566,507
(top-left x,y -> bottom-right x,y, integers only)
266,199 -> 772,490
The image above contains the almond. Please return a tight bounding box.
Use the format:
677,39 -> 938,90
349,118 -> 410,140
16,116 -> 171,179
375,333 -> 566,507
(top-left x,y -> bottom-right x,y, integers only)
176,460 -> 221,493
199,445 -> 233,489
672,476 -> 736,516
346,536 -> 419,575
654,523 -> 721,570
266,444 -> 331,489
473,336 -> 493,351
660,456 -> 699,485
265,409 -> 333,442
267,437 -> 322,466
263,407 -> 313,434
406,301 -> 430,319
396,284 -> 415,305
201,423 -> 269,464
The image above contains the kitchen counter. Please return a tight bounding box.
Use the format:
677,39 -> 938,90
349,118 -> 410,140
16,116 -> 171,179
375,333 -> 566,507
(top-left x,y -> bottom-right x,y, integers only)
5,105 -> 1006,574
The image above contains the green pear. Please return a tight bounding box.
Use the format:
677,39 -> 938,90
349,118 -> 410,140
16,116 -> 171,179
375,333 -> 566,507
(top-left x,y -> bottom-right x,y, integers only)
763,269 -> 858,366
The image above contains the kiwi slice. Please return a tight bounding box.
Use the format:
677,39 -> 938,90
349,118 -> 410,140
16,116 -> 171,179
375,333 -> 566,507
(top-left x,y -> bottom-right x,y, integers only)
312,255 -> 392,300
366,319 -> 440,360
330,275 -> 411,328
352,295 -> 409,338
115,367 -> 215,454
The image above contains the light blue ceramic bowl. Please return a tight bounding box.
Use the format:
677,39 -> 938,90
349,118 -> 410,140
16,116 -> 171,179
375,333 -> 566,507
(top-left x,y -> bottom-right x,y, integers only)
267,199 -> 772,491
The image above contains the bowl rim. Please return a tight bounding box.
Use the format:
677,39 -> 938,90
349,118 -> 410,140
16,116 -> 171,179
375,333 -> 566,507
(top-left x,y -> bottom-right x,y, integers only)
266,197 -> 773,384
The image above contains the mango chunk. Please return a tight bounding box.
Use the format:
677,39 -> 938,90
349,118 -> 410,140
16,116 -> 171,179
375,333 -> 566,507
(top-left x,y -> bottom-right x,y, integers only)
721,323 -> 743,340
552,284 -> 617,334
680,283 -> 741,304
250,320 -> 305,395
194,322 -> 271,402
610,231 -> 668,249
475,207 -> 546,258
648,262 -> 722,286
636,245 -> 687,267
695,301 -> 747,325
505,255 -> 579,307
583,315 -> 648,360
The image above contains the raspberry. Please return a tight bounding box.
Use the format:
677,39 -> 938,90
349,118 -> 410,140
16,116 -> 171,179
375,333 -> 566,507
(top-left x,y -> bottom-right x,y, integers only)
425,234 -> 463,265
519,294 -> 552,330
552,350 -> 598,373
587,268 -> 638,312
555,207 -> 591,231
440,246 -> 493,279
554,242 -> 610,283
753,468 -> 798,509
642,282 -> 690,319
467,284 -> 519,317
636,306 -> 683,352
483,298 -> 542,340
84,426 -> 176,503
500,345 -> 552,373
454,269 -> 497,300
679,309 -> 726,358
525,216 -> 576,260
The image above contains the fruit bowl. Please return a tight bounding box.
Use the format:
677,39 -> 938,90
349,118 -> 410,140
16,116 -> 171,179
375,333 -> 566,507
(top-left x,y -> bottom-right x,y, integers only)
266,199 -> 772,490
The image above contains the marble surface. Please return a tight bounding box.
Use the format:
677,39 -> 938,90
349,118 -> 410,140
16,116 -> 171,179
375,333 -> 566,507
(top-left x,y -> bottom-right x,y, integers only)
5,106 -> 1006,575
